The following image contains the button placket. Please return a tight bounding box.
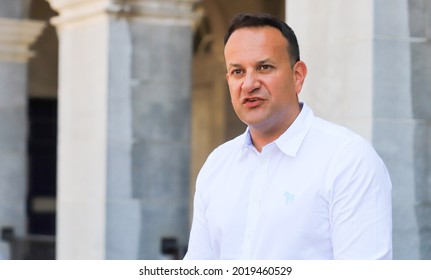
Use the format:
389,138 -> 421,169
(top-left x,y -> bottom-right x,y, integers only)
242,148 -> 272,258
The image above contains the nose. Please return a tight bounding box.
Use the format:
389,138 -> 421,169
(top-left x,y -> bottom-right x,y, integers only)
241,71 -> 261,93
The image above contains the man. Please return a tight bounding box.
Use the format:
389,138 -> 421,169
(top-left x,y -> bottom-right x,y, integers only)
184,13 -> 392,259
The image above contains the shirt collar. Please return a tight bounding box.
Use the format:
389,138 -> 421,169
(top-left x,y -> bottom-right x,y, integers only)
240,103 -> 314,157
240,127 -> 255,155
275,103 -> 314,157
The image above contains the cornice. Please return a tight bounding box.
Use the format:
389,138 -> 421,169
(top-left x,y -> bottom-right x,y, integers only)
47,0 -> 202,27
0,18 -> 46,63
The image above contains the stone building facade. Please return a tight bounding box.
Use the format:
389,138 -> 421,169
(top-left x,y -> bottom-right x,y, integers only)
0,0 -> 429,259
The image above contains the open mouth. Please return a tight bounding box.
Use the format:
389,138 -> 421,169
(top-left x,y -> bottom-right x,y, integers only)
244,97 -> 262,103
243,97 -> 264,107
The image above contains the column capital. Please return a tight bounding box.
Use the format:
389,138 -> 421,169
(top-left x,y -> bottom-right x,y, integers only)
0,18 -> 46,63
47,0 -> 202,27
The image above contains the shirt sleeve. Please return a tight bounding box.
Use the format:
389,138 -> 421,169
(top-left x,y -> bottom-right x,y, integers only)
183,165 -> 217,260
327,139 -> 392,259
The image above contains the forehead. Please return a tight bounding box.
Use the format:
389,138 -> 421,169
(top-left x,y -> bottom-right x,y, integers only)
224,26 -> 289,63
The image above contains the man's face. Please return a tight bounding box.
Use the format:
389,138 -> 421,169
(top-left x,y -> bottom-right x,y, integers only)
224,26 -> 306,135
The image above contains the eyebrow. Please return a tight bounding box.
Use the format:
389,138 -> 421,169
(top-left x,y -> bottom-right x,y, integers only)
228,58 -> 273,69
257,58 -> 273,64
228,63 -> 242,69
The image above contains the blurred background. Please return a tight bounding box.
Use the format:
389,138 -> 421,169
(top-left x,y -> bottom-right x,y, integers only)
0,0 -> 429,260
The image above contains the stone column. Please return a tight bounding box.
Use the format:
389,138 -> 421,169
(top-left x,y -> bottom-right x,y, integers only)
406,0 -> 431,260
47,0 -> 199,259
286,0 -> 374,139
372,0 -> 419,259
0,16 -> 45,258
286,0 -> 431,259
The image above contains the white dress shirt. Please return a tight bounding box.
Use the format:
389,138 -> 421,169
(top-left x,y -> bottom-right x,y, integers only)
184,103 -> 392,260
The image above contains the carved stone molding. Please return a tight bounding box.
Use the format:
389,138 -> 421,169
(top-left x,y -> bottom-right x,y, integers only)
47,0 -> 202,27
0,18 -> 46,63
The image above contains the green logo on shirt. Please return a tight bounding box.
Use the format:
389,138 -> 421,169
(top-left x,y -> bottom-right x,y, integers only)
284,192 -> 295,204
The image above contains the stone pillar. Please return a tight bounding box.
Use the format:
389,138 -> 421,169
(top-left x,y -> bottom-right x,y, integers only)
47,0 -> 199,259
287,0 -> 431,259
0,16 -> 45,259
286,0 -> 374,139
407,0 -> 431,260
372,0 -> 419,260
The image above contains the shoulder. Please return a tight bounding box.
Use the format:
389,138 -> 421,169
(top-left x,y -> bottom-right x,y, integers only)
311,117 -> 363,145
308,116 -> 379,159
299,104 -> 367,152
305,115 -> 388,178
309,119 -> 391,191
206,131 -> 245,161
195,132 -> 245,188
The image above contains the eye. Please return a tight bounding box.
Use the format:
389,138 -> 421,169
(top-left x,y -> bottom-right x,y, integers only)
230,69 -> 244,76
258,64 -> 273,71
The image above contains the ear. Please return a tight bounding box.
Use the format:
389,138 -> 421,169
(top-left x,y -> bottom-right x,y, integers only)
293,61 -> 307,94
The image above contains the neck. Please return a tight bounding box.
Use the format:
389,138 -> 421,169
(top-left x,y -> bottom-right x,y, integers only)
249,104 -> 302,152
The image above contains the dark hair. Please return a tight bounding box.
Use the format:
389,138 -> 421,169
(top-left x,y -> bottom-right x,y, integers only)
224,13 -> 300,66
